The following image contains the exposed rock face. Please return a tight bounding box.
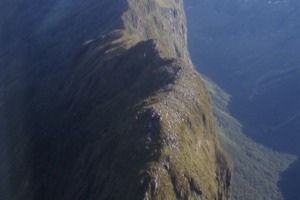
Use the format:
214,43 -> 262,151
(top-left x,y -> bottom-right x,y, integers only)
0,0 -> 231,199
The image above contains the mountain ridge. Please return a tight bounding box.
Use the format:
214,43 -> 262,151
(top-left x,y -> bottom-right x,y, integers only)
0,0 -> 231,199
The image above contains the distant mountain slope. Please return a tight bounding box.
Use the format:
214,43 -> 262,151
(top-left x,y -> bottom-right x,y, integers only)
0,0 -> 231,199
185,0 -> 300,199
202,76 -> 296,200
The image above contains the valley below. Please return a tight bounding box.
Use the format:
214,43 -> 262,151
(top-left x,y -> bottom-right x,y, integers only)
185,0 -> 300,199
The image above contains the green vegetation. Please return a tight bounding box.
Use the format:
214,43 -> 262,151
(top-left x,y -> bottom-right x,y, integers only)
123,0 -> 189,60
2,0 -> 231,199
203,76 -> 297,200
57,33 -> 231,199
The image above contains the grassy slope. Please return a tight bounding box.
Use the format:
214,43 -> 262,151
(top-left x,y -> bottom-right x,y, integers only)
52,31 -> 231,200
203,77 -> 297,200
1,0 -> 231,199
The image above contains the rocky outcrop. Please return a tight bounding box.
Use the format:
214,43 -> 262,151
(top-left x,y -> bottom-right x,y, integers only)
1,0 -> 231,199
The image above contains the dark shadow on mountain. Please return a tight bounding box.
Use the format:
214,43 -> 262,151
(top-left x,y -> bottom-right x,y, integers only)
0,1 -> 128,199
278,160 -> 300,200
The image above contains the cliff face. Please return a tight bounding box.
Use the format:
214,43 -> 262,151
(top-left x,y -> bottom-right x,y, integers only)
1,0 -> 231,199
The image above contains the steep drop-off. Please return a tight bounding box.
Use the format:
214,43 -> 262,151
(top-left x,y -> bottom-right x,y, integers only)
0,0 -> 231,199
202,76 -> 296,200
184,0 -> 300,199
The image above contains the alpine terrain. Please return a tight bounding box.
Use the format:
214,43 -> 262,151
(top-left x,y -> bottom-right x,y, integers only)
185,0 -> 299,199
0,0 -> 231,199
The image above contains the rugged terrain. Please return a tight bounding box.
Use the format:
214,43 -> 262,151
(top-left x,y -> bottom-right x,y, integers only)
0,0 -> 231,199
185,0 -> 300,199
202,76 -> 296,200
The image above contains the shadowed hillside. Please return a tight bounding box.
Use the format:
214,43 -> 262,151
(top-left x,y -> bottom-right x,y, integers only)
0,0 -> 231,199
185,0 -> 300,199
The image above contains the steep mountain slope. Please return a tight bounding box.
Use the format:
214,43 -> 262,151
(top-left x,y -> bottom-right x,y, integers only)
202,77 -> 296,200
184,0 -> 300,199
0,0 -> 231,199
